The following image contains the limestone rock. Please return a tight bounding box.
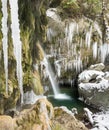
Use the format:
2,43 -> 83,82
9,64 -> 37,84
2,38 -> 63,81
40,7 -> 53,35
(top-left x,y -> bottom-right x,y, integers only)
0,116 -> 14,130
34,42 -> 44,62
78,70 -> 104,83
0,0 -> 50,114
0,99 -> 88,130
30,71 -> 44,95
54,106 -> 88,130
14,98 -> 54,130
46,7 -> 104,81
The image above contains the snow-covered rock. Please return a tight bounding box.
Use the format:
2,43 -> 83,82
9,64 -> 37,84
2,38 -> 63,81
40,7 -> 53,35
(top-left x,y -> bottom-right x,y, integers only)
91,110 -> 109,130
83,108 -> 109,130
78,63 -> 109,110
78,70 -> 104,83
89,63 -> 105,71
54,106 -> 88,130
84,108 -> 94,125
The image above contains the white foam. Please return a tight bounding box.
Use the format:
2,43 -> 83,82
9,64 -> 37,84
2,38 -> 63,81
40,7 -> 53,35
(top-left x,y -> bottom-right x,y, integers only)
54,93 -> 71,100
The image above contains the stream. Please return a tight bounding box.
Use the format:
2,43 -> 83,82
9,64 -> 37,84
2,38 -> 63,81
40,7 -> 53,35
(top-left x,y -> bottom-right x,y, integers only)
47,87 -> 98,114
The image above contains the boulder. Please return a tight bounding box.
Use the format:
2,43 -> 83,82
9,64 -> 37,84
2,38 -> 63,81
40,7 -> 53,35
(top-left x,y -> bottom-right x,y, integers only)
89,63 -> 105,71
54,106 -> 88,130
78,70 -> 104,83
0,116 -> 14,130
30,71 -> 44,95
78,63 -> 109,110
14,98 -> 54,130
0,99 -> 88,130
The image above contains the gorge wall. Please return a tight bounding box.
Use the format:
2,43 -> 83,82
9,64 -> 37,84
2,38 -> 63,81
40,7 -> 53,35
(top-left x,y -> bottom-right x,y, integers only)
0,0 -> 52,114
43,0 -> 109,85
0,0 -> 109,114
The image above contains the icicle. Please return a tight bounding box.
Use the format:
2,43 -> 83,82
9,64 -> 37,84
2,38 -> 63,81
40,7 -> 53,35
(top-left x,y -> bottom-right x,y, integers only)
106,27 -> 109,41
76,23 -> 79,34
65,22 -> 76,49
9,0 -> 23,104
47,28 -> 57,42
1,0 -> 8,94
94,22 -> 102,39
58,47 -> 61,56
85,26 -> 92,48
55,60 -> 61,77
93,42 -> 98,59
73,55 -> 83,73
100,43 -> 109,63
80,38 -> 83,47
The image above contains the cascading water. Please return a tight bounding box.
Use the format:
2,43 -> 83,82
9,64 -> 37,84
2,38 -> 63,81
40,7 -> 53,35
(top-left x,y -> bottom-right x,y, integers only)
43,57 -> 60,95
1,0 -> 8,93
9,0 -> 23,104
42,56 -> 71,99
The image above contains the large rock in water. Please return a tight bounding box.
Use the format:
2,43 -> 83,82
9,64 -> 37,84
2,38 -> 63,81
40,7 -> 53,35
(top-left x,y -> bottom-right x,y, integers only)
78,63 -> 109,110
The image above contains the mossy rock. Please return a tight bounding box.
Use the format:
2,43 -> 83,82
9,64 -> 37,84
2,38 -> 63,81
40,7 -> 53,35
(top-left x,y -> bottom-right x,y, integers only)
14,98 -> 54,130
32,41 -> 44,64
29,71 -> 44,95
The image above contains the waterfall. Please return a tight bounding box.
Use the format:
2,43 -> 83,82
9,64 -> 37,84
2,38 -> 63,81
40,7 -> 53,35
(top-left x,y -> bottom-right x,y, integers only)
43,56 -> 71,99
43,57 -> 60,95
1,0 -> 8,93
9,0 -> 23,104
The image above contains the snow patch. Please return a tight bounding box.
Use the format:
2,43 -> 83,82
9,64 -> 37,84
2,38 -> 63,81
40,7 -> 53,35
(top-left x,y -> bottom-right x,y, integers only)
91,111 -> 109,130
78,70 -> 104,83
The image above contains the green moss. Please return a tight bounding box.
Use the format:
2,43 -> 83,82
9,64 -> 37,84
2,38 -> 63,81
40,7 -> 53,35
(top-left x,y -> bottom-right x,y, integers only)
59,0 -> 102,19
0,0 -> 51,113
52,123 -> 63,130
29,71 -> 44,95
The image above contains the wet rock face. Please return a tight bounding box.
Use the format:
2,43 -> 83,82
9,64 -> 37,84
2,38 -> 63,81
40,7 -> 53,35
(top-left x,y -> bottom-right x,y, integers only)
78,63 -> 109,110
0,0 -> 51,113
44,7 -> 105,82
